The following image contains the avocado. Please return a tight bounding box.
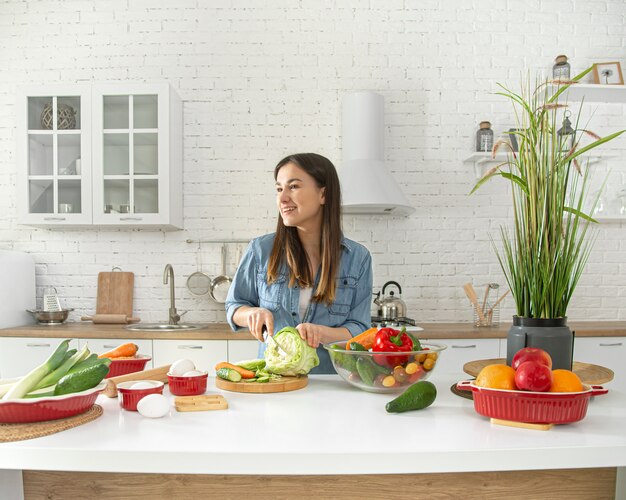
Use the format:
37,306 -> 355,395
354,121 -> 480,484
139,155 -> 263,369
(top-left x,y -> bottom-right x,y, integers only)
385,381 -> 437,413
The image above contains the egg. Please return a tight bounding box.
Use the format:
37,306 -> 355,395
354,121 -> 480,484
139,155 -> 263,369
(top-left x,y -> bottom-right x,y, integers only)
137,394 -> 170,418
182,370 -> 203,377
169,359 -> 196,376
130,381 -> 155,390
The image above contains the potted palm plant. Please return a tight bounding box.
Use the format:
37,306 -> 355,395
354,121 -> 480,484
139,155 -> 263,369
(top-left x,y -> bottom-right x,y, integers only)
472,67 -> 625,369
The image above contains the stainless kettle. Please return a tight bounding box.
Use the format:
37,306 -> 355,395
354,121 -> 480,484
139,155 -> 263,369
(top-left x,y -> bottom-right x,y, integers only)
373,281 -> 407,320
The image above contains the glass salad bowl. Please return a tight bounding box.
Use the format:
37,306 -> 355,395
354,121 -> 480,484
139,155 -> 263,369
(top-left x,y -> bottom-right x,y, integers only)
323,341 -> 447,394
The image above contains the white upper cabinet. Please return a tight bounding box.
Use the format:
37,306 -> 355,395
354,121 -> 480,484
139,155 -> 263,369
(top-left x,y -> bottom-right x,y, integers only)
17,86 -> 93,226
17,83 -> 182,230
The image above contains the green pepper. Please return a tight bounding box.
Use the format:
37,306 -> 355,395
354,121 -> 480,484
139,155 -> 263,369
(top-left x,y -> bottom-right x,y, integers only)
349,342 -> 367,351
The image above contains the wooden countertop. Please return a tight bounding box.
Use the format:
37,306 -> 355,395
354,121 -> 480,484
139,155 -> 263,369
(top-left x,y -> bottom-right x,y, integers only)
2,321 -> 625,340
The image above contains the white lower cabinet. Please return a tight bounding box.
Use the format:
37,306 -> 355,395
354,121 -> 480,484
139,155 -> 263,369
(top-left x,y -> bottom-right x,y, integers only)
152,340 -> 228,375
423,338 -> 501,379
78,338 -> 154,369
228,340 -> 261,363
0,337 -> 80,378
573,337 -> 625,393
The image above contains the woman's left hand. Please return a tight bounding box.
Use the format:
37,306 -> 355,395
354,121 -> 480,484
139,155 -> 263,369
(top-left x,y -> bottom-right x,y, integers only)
296,323 -> 326,348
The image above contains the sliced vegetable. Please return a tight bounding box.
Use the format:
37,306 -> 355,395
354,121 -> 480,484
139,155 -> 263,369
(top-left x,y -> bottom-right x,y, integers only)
2,339 -> 70,400
98,342 -> 138,359
216,367 -> 242,382
235,359 -> 266,371
54,359 -> 111,396
214,362 -> 256,379
345,327 -> 378,351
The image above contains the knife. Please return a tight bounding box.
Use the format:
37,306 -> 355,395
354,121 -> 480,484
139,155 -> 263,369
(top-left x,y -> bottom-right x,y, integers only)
262,326 -> 291,356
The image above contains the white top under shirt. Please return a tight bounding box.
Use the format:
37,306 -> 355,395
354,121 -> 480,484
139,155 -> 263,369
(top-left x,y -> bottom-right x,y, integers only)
299,287 -> 313,321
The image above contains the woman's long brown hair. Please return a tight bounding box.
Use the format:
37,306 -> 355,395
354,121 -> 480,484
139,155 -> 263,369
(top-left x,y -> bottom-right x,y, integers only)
268,153 -> 343,305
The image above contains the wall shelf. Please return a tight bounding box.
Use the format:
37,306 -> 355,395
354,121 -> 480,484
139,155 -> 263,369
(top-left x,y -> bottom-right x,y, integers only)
464,152 -> 618,179
551,83 -> 626,103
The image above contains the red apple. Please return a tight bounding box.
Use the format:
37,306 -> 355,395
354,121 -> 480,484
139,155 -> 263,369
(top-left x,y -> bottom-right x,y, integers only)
511,347 -> 552,371
514,361 -> 553,392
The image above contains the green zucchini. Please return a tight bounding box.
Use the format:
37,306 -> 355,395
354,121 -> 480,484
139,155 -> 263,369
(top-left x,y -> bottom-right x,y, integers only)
54,360 -> 111,396
216,367 -> 242,382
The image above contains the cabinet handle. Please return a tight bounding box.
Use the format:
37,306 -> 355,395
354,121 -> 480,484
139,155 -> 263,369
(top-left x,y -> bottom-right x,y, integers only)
26,343 -> 51,347
120,217 -> 143,221
43,217 -> 66,221
599,342 -> 622,347
178,345 -> 203,350
451,344 -> 477,349
103,345 -> 118,348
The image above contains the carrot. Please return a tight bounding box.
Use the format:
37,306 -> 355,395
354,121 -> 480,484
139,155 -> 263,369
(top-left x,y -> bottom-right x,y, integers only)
214,361 -> 256,379
345,327 -> 378,351
98,342 -> 138,359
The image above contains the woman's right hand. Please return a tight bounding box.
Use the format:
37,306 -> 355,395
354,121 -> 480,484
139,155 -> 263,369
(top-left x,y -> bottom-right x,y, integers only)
246,307 -> 274,341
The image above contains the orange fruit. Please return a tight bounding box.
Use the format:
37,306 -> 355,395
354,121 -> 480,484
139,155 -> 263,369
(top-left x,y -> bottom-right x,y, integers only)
550,369 -> 583,392
475,364 -> 517,390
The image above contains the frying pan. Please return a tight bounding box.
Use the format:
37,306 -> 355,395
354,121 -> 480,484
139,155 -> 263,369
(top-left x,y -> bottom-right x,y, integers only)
209,244 -> 232,303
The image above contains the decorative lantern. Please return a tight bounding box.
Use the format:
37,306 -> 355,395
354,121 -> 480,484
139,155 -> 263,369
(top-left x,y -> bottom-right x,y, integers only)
557,111 -> 575,152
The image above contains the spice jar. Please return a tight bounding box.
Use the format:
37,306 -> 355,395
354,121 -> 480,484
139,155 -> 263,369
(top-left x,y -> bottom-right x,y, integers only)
553,55 -> 570,80
476,121 -> 494,152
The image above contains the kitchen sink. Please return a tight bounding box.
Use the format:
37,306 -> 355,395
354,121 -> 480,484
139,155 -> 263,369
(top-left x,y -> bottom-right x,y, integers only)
125,323 -> 202,332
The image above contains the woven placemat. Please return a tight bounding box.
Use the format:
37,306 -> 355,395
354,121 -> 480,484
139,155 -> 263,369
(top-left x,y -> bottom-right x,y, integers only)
0,404 -> 103,443
450,382 -> 474,400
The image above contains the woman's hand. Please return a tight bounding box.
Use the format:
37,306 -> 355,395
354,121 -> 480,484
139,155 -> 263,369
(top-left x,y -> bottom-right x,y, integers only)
245,307 -> 274,341
296,323 -> 328,348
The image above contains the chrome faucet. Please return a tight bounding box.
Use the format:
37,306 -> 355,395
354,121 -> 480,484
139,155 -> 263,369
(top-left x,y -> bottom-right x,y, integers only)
163,264 -> 180,325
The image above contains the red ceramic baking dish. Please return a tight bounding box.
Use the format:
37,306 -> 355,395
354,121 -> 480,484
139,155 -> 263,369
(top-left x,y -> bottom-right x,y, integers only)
456,380 -> 608,424
105,355 -> 151,378
0,381 -> 106,424
117,380 -> 164,411
167,372 -> 208,396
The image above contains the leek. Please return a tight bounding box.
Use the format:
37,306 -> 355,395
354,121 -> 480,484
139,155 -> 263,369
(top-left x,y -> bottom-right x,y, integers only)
2,339 -> 70,400
34,344 -> 90,390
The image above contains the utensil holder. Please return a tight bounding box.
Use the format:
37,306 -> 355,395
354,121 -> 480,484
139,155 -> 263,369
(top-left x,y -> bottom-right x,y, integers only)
472,284 -> 500,327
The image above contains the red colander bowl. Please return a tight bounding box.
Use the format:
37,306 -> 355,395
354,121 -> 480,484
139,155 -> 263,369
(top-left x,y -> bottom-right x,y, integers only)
117,380 -> 164,411
0,381 -> 106,424
167,372 -> 208,396
105,355 -> 151,378
456,380 -> 608,424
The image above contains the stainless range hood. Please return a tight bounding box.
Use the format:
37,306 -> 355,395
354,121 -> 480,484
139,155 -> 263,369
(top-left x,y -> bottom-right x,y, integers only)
340,91 -> 414,216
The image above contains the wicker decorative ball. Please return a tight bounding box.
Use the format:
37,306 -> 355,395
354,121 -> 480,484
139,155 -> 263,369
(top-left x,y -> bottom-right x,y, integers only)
41,103 -> 76,130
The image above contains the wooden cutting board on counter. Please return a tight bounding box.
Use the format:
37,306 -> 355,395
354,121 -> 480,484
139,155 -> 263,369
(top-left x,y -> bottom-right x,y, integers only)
215,375 -> 308,393
96,269 -> 134,317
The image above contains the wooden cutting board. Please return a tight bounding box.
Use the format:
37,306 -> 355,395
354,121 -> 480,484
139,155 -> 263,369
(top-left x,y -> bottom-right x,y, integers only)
96,270 -> 134,316
463,358 -> 614,386
215,375 -> 308,393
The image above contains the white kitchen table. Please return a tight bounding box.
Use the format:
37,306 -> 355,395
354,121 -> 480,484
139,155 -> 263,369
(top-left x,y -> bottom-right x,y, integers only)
1,373 -> 625,499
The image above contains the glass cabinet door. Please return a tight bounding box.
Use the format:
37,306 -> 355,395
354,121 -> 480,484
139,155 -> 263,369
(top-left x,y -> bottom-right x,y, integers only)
100,94 -> 159,218
25,94 -> 87,219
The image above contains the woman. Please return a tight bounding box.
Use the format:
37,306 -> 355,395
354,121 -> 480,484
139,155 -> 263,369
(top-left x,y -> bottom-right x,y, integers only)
225,153 -> 373,374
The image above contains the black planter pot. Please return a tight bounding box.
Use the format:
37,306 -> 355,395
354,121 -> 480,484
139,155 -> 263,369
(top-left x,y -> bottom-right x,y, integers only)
506,316 -> 574,370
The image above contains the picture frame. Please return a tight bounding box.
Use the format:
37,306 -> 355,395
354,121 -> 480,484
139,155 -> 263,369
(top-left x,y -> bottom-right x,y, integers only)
592,62 -> 624,85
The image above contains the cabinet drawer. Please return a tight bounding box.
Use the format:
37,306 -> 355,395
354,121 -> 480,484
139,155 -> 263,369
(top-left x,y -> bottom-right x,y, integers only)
423,338 -> 501,378
153,340 -> 228,375
0,337 -> 80,378
574,337 -> 625,392
79,338 -> 153,369
228,340 -> 261,363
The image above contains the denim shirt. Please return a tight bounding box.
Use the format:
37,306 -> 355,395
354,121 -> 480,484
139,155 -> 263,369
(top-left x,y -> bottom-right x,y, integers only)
225,233 -> 373,374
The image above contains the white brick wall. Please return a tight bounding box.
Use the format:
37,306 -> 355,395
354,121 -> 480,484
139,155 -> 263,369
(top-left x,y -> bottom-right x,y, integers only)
1,0 -> 625,325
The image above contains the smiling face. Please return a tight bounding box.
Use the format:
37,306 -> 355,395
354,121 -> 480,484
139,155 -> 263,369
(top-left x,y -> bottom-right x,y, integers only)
275,162 -> 325,231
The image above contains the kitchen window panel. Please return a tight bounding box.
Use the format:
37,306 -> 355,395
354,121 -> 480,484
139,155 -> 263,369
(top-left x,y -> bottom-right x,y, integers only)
103,179 -> 130,214
28,96 -> 52,130
133,133 -> 158,175
133,95 -> 158,129
57,134 -> 81,176
29,179 -> 53,213
103,95 -> 129,129
134,179 -> 159,214
28,134 -> 53,176
103,133 -> 129,176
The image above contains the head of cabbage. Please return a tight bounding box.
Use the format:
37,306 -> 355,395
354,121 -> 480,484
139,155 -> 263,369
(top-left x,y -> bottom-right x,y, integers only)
264,327 -> 319,376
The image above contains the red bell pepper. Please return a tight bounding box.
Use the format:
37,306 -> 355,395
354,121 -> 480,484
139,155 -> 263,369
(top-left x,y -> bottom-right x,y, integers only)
372,327 -> 414,367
